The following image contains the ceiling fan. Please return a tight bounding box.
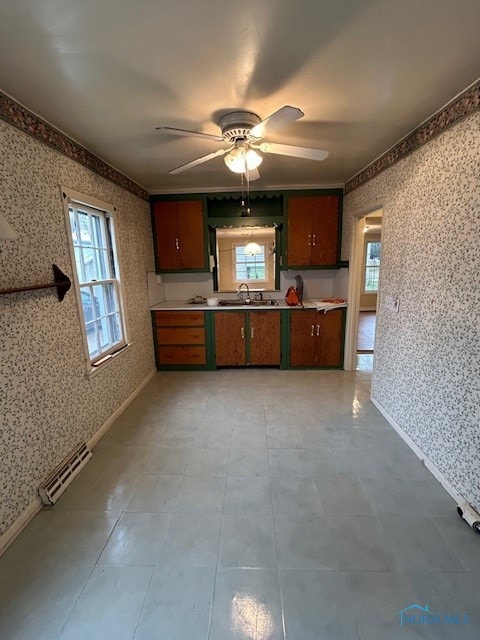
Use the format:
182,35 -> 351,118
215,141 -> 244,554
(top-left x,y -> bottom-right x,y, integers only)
156,106 -> 329,181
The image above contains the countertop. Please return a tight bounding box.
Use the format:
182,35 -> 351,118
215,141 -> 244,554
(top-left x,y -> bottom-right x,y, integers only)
150,299 -> 347,312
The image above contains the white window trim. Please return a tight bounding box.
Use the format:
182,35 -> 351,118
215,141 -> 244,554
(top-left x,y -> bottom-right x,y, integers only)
231,241 -> 269,284
62,186 -> 129,374
362,234 -> 381,294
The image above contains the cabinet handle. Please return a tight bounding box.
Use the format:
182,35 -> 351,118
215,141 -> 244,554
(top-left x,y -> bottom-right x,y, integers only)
313,234 -> 316,246
317,324 -> 320,336
307,234 -> 311,246
241,327 -> 245,339
175,238 -> 179,250
311,324 -> 315,336
251,327 -> 254,338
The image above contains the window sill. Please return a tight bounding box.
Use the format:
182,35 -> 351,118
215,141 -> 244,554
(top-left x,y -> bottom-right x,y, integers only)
85,343 -> 131,378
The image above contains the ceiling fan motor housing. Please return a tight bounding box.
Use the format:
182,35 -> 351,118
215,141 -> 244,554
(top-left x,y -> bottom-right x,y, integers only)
220,111 -> 261,142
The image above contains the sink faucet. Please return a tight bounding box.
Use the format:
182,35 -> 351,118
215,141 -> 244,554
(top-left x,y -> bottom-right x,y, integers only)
237,283 -> 251,303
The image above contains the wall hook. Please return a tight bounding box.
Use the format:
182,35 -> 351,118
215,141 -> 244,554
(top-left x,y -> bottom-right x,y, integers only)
0,264 -> 71,301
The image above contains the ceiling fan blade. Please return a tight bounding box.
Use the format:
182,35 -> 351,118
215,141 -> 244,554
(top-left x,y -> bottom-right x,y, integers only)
169,147 -> 231,174
250,106 -> 304,139
244,167 -> 260,181
156,126 -> 224,142
259,142 -> 329,161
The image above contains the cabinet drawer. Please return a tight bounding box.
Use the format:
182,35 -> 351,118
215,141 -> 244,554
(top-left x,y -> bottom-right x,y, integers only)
157,346 -> 206,365
156,327 -> 205,345
154,311 -> 205,326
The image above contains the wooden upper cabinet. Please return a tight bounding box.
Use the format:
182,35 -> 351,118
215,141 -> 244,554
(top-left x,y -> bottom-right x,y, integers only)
287,197 -> 315,266
153,200 -> 206,271
154,201 -> 180,270
176,200 -> 205,269
311,196 -> 339,266
286,194 -> 340,267
250,311 -> 281,366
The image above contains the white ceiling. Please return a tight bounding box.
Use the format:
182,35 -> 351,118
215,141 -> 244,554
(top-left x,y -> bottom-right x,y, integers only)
0,0 -> 479,193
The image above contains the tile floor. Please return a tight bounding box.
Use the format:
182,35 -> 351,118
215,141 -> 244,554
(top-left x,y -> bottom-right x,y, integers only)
0,369 -> 479,640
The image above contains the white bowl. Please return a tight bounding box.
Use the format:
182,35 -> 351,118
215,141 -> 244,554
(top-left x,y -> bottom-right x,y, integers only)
207,297 -> 219,306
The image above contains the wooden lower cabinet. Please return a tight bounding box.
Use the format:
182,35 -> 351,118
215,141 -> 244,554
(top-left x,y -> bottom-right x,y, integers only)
290,308 -> 344,367
153,310 -> 207,367
152,307 -> 342,370
214,310 -> 281,367
250,311 -> 281,365
290,310 -> 316,367
214,312 -> 246,366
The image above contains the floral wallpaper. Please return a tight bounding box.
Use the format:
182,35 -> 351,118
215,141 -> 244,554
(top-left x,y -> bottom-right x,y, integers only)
0,120 -> 155,537
0,91 -> 149,201
344,110 -> 480,512
345,81 -> 480,195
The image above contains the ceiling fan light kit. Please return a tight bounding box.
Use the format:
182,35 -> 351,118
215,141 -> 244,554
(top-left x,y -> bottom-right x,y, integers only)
158,106 -> 329,178
224,146 -> 263,174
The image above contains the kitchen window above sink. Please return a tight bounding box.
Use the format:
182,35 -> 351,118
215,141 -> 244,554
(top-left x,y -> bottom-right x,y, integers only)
215,227 -> 277,292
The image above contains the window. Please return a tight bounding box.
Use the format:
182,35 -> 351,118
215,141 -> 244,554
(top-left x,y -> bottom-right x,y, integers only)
233,243 -> 267,282
65,191 -> 127,367
363,239 -> 381,292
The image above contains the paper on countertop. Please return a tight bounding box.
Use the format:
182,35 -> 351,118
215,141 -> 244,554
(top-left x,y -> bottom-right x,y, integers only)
310,298 -> 348,313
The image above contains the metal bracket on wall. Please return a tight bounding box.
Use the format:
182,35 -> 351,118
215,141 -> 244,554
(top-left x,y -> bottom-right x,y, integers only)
0,264 -> 71,301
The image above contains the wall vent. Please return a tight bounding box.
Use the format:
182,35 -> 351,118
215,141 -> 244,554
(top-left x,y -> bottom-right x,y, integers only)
39,442 -> 92,505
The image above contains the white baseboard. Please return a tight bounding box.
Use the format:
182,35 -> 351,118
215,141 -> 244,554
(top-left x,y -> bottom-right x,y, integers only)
0,498 -> 42,557
88,368 -> 156,449
371,395 -> 465,505
0,368 -> 156,558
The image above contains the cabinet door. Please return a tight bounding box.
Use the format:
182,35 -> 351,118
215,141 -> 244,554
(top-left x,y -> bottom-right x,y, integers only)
214,312 -> 246,366
250,311 -> 281,365
177,200 -> 205,269
290,310 -> 316,367
154,201 -> 181,270
314,309 -> 344,367
311,195 -> 339,266
286,197 -> 314,266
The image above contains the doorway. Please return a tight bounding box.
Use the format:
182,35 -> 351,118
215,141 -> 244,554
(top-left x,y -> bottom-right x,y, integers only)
344,207 -> 383,372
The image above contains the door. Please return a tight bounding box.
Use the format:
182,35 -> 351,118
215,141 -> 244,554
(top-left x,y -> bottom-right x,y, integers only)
250,311 -> 281,365
311,195 -> 339,266
214,312 -> 246,366
177,200 -> 205,269
315,309 -> 343,366
290,310 -> 316,367
286,197 -> 314,266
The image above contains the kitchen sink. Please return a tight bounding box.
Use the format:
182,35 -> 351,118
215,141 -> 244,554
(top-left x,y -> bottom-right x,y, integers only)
218,299 -> 278,306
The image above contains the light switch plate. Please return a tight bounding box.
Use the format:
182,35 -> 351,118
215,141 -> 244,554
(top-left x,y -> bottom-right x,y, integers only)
385,295 -> 400,312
